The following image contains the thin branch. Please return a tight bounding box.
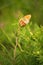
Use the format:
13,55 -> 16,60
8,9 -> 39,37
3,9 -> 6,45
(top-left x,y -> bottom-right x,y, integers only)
14,36 -> 18,58
14,25 -> 24,58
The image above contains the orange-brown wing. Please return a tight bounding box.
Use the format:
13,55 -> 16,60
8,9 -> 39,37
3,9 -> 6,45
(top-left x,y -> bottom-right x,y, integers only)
24,14 -> 31,20
19,19 -> 26,26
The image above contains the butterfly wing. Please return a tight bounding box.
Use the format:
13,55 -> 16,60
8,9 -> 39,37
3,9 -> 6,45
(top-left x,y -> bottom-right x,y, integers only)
19,18 -> 26,26
24,14 -> 31,20
19,14 -> 31,26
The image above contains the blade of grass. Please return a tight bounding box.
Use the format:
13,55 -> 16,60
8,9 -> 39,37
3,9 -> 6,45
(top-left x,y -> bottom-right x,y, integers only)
0,28 -> 15,48
0,42 -> 13,60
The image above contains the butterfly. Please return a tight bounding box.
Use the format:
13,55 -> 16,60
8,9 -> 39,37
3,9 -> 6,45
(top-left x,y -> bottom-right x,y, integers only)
19,14 -> 31,26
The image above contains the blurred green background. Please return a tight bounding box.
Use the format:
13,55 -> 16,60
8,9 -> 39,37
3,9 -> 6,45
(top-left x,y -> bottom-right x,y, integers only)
0,0 -> 43,25
0,0 -> 43,65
